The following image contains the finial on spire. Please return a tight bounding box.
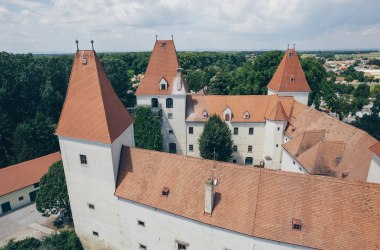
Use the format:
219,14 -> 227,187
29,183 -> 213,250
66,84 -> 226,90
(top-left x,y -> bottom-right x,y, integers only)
293,43 -> 296,49
287,44 -> 289,49
91,39 -> 94,51
171,34 -> 173,40
75,39 -> 79,51
156,35 -> 158,41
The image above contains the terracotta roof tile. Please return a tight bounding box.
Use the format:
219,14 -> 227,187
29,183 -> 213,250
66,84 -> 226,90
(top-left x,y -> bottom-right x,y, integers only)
115,147 -> 380,249
0,152 -> 61,196
267,49 -> 311,92
56,50 -> 133,144
265,100 -> 289,121
135,40 -> 189,95
186,95 -> 294,122
371,142 -> 380,158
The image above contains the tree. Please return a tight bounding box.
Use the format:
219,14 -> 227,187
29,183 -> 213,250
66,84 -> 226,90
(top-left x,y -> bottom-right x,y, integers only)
198,115 -> 233,162
36,160 -> 71,218
133,106 -> 163,151
352,114 -> 380,140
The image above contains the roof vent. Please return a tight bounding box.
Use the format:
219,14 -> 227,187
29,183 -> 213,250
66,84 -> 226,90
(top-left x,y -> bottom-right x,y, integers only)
161,42 -> 166,47
292,218 -> 302,230
202,111 -> 208,119
292,127 -> 296,132
342,171 -> 349,178
244,111 -> 250,119
162,187 -> 170,196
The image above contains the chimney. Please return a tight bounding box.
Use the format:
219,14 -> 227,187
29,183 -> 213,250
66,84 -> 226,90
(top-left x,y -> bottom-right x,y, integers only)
204,178 -> 214,214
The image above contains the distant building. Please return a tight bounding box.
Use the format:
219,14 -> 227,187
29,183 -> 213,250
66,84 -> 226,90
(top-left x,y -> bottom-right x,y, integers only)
0,152 -> 61,215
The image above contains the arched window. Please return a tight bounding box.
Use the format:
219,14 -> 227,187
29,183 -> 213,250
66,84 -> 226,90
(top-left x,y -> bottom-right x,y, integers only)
245,157 -> 253,165
151,98 -> 158,108
225,113 -> 230,121
169,143 -> 177,154
166,98 -> 173,108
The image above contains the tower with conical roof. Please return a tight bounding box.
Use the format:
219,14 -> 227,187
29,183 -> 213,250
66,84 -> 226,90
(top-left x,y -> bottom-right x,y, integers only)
56,48 -> 134,249
267,47 -> 311,105
135,39 -> 189,155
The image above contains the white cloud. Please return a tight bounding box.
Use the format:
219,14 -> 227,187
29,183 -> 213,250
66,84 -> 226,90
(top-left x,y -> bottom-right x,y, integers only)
0,0 -> 379,52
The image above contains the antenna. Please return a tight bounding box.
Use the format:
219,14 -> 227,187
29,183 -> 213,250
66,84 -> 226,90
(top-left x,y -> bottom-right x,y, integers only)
171,34 -> 173,40
91,39 -> 94,51
75,39 -> 79,51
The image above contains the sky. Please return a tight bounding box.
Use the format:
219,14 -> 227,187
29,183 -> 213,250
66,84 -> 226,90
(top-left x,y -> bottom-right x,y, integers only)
0,0 -> 380,53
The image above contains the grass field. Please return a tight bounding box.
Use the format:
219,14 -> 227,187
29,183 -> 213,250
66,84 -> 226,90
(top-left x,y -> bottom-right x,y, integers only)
335,52 -> 380,59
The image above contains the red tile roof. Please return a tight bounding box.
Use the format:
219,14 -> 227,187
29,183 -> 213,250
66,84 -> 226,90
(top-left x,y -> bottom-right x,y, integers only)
135,40 -> 189,95
267,49 -> 311,92
0,152 -> 61,196
284,102 -> 378,182
371,142 -> 380,158
115,147 -> 380,249
186,94 -> 294,122
56,50 -> 133,144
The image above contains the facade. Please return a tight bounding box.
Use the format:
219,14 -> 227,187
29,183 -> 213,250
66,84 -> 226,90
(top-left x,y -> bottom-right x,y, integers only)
136,40 -> 380,183
56,45 -> 380,250
0,152 -> 61,215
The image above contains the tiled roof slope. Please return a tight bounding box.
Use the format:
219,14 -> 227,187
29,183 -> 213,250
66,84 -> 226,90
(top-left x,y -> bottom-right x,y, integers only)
265,100 -> 289,121
135,40 -> 189,95
371,142 -> 380,158
186,94 -> 294,122
0,152 -> 61,196
267,49 -> 311,92
56,50 -> 133,144
284,102 -> 378,182
115,147 -> 380,250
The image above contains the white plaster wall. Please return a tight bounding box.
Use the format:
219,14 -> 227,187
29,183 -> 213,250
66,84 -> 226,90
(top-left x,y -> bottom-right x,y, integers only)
137,95 -> 187,155
59,127 -> 134,250
367,155 -> 380,184
0,185 -> 39,215
267,89 -> 309,106
263,121 -> 287,169
185,122 -> 265,165
281,150 -> 308,174
117,199 -> 311,250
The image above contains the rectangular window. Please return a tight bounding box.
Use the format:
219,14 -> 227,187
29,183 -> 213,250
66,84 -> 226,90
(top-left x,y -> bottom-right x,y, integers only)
169,130 -> 174,134
92,231 -> 99,237
18,196 -> 24,201
138,220 -> 145,227
249,127 -> 254,135
233,145 -> 238,152
232,159 -> 236,163
168,113 -> 173,119
189,127 -> 193,134
176,240 -> 189,250
189,145 -> 194,152
248,145 -> 252,152
233,127 -> 238,135
88,203 -> 95,210
34,183 -> 39,188
139,244 -> 147,250
80,154 -> 87,165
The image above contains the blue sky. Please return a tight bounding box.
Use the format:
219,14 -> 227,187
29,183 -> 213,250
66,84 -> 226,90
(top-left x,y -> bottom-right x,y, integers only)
1,0 -> 380,53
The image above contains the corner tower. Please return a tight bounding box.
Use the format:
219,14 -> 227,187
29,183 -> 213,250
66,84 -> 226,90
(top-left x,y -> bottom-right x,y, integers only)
135,39 -> 189,154
56,49 -> 134,249
267,47 -> 311,105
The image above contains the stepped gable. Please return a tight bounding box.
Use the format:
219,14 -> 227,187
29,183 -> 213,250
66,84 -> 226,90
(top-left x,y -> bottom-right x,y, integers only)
267,48 -> 311,92
135,40 -> 189,95
56,50 -> 133,144
186,94 -> 294,122
0,152 -> 61,196
116,146 -> 380,250
371,142 -> 380,157
284,102 -> 378,182
265,100 -> 289,121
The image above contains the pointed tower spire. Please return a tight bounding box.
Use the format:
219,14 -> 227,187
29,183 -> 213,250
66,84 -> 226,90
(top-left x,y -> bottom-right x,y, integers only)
56,50 -> 133,144
75,39 -> 79,51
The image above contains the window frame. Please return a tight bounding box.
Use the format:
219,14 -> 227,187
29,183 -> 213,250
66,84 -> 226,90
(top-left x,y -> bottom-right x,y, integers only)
248,145 -> 252,152
189,127 -> 193,134
166,98 -> 173,108
249,127 -> 254,135
233,145 -> 238,152
151,98 -> 158,108
189,144 -> 194,152
168,113 -> 173,119
80,154 -> 87,165
233,127 -> 238,135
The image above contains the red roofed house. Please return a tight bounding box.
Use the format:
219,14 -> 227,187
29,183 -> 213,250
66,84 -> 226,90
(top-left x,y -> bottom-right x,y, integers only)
0,152 -> 61,215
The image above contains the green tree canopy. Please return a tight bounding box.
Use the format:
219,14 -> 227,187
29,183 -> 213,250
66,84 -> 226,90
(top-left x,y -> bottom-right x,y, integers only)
133,106 -> 163,151
198,115 -> 233,162
36,160 -> 71,217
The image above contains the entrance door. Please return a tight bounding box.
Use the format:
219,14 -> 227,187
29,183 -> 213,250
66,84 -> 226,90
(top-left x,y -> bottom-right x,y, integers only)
1,202 -> 11,214
169,143 -> 177,154
29,190 -> 37,202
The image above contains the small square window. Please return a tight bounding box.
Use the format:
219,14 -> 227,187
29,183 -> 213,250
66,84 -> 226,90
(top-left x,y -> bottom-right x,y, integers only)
233,127 -> 238,135
169,130 -> 174,134
176,241 -> 189,250
248,145 -> 252,152
161,84 -> 166,90
249,127 -> 254,135
139,243 -> 147,250
93,231 -> 99,237
290,75 -> 295,82
276,144 -> 279,148
19,196 -> 24,201
232,159 -> 236,163
168,113 -> 173,119
162,187 -> 170,196
189,127 -> 193,134
80,154 -> 87,165
189,145 -> 194,152
233,145 -> 238,152
88,203 -> 95,210
34,183 -> 39,188
293,161 -> 295,165
292,218 -> 302,230
277,127 -> 280,131
138,220 -> 145,227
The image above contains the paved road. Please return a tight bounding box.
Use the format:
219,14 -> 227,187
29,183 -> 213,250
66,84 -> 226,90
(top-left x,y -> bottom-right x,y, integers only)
0,203 -> 55,247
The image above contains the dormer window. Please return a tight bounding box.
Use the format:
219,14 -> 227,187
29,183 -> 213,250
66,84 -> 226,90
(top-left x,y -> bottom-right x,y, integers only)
225,114 -> 230,121
290,75 -> 295,82
244,111 -> 250,119
292,218 -> 302,230
161,84 -> 166,90
289,52 -> 293,58
202,111 -> 208,119
159,77 -> 168,90
162,187 -> 170,196
223,107 -> 232,122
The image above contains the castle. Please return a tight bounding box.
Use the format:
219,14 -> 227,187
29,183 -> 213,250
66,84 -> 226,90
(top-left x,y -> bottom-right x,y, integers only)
56,41 -> 380,249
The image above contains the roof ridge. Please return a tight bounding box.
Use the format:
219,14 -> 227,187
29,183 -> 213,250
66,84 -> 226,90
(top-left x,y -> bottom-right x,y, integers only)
0,152 -> 61,171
